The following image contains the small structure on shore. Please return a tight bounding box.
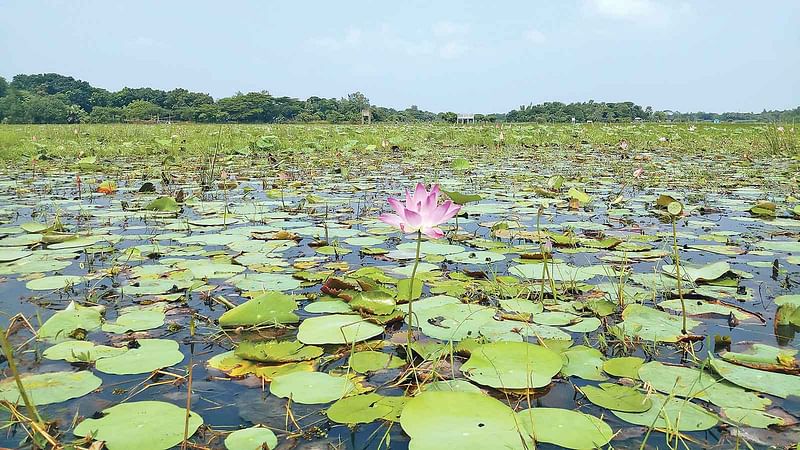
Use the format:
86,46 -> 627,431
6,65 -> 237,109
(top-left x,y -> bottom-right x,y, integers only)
456,113 -> 475,124
361,108 -> 372,125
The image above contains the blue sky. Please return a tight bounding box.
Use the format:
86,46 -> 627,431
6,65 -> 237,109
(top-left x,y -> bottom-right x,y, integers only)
1,0 -> 798,113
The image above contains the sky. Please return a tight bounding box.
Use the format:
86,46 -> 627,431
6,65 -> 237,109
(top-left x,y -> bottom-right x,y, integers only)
1,0 -> 798,113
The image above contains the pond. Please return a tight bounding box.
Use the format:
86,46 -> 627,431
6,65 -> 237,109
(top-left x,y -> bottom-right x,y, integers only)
0,123 -> 798,450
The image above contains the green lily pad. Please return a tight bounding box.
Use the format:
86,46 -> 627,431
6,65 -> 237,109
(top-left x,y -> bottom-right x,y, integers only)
101,309 -> 166,333
517,407 -> 613,449
0,371 -> 102,405
95,339 -> 184,375
560,345 -> 607,381
721,407 -> 785,428
638,361 -> 769,409
658,299 -> 754,320
145,196 -> 181,212
350,290 -> 396,315
327,393 -> 405,424
297,314 -> 384,345
510,263 -> 601,282
225,427 -> 278,450
43,340 -> 126,362
349,351 -> 405,373
581,383 -> 652,412
460,341 -> 562,389
26,275 -> 84,291
38,301 -> 104,342
615,304 -> 700,342
612,394 -> 719,431
397,241 -> 464,255
269,371 -> 357,404
421,379 -> 482,393
74,401 -> 202,450
396,277 -> 423,301
446,251 -> 505,265
0,249 -> 31,262
234,340 -> 322,363
603,356 -> 644,379
219,291 -> 299,327
721,343 -> 798,367
710,357 -> 800,399
663,261 -> 732,283
227,272 -> 302,292
400,391 -> 532,450
304,300 -> 352,314
411,296 -> 495,341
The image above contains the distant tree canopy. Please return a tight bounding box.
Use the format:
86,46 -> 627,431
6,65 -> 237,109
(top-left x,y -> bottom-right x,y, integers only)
0,73 -> 797,124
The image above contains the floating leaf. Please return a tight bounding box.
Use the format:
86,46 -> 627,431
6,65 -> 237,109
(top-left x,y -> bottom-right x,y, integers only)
710,357 -> 800,399
638,361 -> 769,410
349,351 -> 405,373
26,275 -> 84,291
0,371 -> 101,405
327,393 -> 405,424
297,314 -> 384,345
560,345 -> 607,381
614,304 -> 700,342
43,340 -> 125,363
612,394 -> 718,431
234,340 -> 322,363
95,339 -> 184,375
73,401 -> 202,450
145,196 -> 180,212
400,391 -> 532,450
517,407 -> 613,449
37,301 -> 103,342
101,309 -> 166,333
270,371 -> 356,404
224,427 -> 278,450
603,356 -> 644,379
461,341 -> 562,389
581,383 -> 652,412
219,291 -> 299,327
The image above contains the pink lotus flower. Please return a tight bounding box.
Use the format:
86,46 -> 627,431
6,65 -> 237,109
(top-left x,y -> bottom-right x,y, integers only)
379,183 -> 461,239
633,167 -> 644,178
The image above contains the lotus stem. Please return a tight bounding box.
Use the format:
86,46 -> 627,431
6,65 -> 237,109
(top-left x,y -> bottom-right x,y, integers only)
672,217 -> 688,334
407,230 -> 422,352
0,326 -> 42,426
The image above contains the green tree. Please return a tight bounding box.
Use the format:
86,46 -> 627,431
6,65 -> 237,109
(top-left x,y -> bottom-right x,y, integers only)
24,94 -> 70,123
122,100 -> 163,121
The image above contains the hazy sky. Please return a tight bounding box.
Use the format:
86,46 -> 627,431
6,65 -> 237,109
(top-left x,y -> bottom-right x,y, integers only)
1,0 -> 798,113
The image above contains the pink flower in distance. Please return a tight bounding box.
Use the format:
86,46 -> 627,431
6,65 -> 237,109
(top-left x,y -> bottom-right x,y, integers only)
633,167 -> 644,178
379,183 -> 461,239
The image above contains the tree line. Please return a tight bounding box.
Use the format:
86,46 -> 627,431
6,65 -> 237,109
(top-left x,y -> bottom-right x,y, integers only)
0,73 -> 797,124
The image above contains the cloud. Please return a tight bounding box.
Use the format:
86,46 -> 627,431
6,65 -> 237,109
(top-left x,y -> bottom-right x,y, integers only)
439,41 -> 469,59
585,0 -> 691,24
308,23 -> 472,60
523,29 -> 546,44
432,21 -> 469,37
308,27 -> 362,51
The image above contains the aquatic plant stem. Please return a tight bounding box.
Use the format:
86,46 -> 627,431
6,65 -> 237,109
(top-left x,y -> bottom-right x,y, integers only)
407,231 -> 422,352
0,327 -> 42,425
672,217 -> 688,334
181,361 -> 195,450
